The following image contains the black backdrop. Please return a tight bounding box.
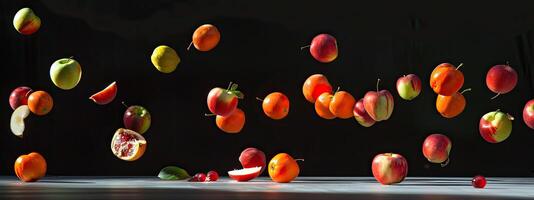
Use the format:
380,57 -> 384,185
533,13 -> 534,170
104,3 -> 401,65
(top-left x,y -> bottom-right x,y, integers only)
1,0 -> 534,177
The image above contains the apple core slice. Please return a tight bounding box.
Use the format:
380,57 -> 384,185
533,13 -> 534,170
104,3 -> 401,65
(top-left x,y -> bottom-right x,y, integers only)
10,105 -> 30,138
228,166 -> 262,182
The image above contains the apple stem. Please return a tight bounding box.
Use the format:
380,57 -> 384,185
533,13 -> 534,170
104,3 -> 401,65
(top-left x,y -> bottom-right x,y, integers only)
456,63 -> 463,70
68,56 -> 74,62
440,157 -> 450,167
227,82 -> 234,90
295,159 -> 305,162
256,97 -> 264,102
507,113 -> 515,120
376,78 -> 381,92
187,42 -> 193,51
335,86 -> 340,93
460,88 -> 472,94
204,113 -> 216,117
121,101 -> 128,108
490,93 -> 500,100
300,45 -> 310,50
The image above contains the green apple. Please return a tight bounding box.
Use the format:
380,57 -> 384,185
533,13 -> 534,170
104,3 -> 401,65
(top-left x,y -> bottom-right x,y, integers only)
13,8 -> 41,35
50,57 -> 82,90
479,110 -> 513,143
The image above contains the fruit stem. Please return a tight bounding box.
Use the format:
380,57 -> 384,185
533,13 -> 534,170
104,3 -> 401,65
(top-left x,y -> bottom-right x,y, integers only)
121,101 -> 128,108
295,159 -> 305,162
490,93 -> 500,100
256,97 -> 264,102
68,56 -> 74,62
187,42 -> 193,51
227,82 -> 234,90
440,157 -> 450,167
507,113 -> 515,120
460,88 -> 472,94
300,45 -> 310,50
204,113 -> 216,117
376,78 -> 381,92
456,63 -> 463,70
335,86 -> 340,93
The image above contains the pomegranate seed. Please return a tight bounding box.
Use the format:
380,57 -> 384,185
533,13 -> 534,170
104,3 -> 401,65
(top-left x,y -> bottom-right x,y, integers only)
207,171 -> 219,181
472,175 -> 487,188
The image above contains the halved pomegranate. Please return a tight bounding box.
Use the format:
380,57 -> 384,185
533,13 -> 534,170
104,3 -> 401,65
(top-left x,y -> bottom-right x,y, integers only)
89,81 -> 117,105
111,128 -> 146,161
228,166 -> 262,182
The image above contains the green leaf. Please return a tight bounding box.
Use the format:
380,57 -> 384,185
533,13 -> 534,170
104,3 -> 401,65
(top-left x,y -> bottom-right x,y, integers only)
158,166 -> 191,180
233,91 -> 244,99
230,83 -> 239,91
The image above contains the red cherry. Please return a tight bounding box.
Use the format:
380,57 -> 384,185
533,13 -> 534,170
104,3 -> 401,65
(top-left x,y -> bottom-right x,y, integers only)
195,173 -> 206,182
472,175 -> 487,188
207,171 -> 219,181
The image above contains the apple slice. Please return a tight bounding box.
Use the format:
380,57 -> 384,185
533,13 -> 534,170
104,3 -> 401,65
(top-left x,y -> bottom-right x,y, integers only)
10,105 -> 30,138
89,81 -> 117,105
228,166 -> 262,182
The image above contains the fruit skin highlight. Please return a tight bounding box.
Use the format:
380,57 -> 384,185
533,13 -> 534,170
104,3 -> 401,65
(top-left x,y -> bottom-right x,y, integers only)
14,152 -> 47,182
27,91 -> 53,116
315,92 -> 336,119
472,175 -> 487,189
479,110 -> 513,143
329,90 -> 356,119
371,153 -> 408,185
89,81 -> 117,105
151,45 -> 180,73
123,105 -> 151,134
309,34 -> 338,63
422,134 -> 452,164
13,8 -> 41,35
486,64 -> 518,96
191,24 -> 220,51
523,99 -> 534,129
396,74 -> 421,100
302,74 -> 332,103
215,108 -> 245,134
110,128 -> 147,161
259,92 -> 290,120
436,88 -> 470,118
363,79 -> 394,121
50,57 -> 82,90
430,63 -> 464,96
9,86 -> 33,110
353,98 -> 375,127
239,147 -> 266,174
268,153 -> 300,183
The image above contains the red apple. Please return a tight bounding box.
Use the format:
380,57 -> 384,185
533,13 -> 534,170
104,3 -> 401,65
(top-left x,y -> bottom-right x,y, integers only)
353,98 -> 375,127
371,153 -> 408,185
228,166 -> 262,182
523,99 -> 534,129
479,110 -> 513,143
123,105 -> 151,134
308,34 -> 338,63
422,134 -> 451,165
364,79 -> 394,121
207,82 -> 243,117
486,64 -> 518,97
9,86 -> 33,110
396,74 -> 421,100
239,147 -> 266,174
89,81 -> 117,105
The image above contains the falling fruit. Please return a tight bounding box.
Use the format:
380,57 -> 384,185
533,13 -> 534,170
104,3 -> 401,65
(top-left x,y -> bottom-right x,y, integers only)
314,92 -> 336,119
123,104 -> 151,134
9,86 -> 33,110
436,88 -> 471,118
50,57 -> 82,90
89,81 -> 117,105
10,105 -> 30,138
151,45 -> 180,73
14,152 -> 47,182
13,8 -> 41,35
486,64 -> 518,99
228,166 -> 262,182
257,92 -> 290,120
302,74 -> 332,103
189,24 -> 220,51
363,79 -> 394,121
422,134 -> 452,166
304,33 -> 338,63
214,108 -> 245,134
396,74 -> 422,100
27,91 -> 53,116
110,128 -> 147,161
353,98 -> 375,127
207,82 -> 243,117
479,110 -> 513,143
430,63 -> 464,96
329,89 -> 356,119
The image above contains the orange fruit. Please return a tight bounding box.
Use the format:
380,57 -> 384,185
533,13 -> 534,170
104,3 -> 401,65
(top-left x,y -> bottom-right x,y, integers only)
260,92 -> 290,120
329,91 -> 356,119
216,108 -> 245,133
192,24 -> 220,51
110,128 -> 146,161
302,74 -> 332,103
436,89 -> 470,118
315,92 -> 336,119
14,152 -> 47,182
268,153 -> 300,183
27,91 -> 53,115
430,63 -> 464,96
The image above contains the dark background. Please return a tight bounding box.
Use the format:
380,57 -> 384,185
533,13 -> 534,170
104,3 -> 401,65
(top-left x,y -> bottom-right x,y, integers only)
1,0 -> 534,177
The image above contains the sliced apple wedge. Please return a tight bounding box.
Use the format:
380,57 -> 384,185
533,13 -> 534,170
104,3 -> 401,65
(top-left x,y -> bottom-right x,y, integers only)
89,81 -> 117,105
10,105 -> 30,138
228,166 -> 262,182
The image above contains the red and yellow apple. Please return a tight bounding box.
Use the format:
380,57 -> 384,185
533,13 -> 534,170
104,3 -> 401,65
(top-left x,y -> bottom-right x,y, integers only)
430,63 -> 464,96
123,105 -> 151,134
14,152 -> 47,182
13,8 -> 41,35
268,153 -> 300,183
486,64 -> 518,96
308,34 -> 338,63
363,79 -> 394,121
207,83 -> 243,116
302,74 -> 332,103
479,110 -> 513,143
9,86 -> 33,110
523,99 -> 534,129
353,98 -> 375,127
396,74 -> 421,100
422,134 -> 451,165
371,153 -> 408,185
239,147 -> 266,173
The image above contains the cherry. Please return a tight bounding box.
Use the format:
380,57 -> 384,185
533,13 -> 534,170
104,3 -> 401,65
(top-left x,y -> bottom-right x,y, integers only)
472,175 -> 487,188
190,173 -> 206,182
207,171 -> 219,181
